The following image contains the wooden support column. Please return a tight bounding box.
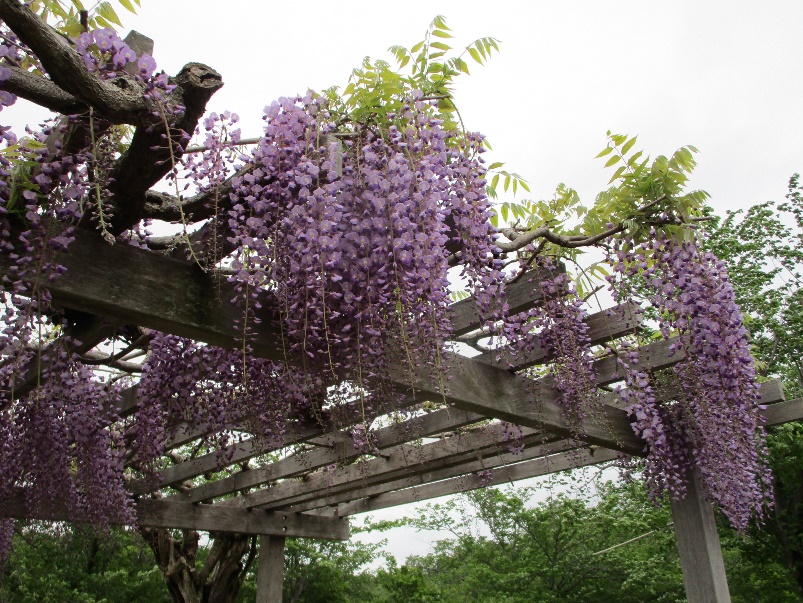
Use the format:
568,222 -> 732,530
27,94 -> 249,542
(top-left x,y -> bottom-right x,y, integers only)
257,535 -> 285,603
670,470 -> 731,603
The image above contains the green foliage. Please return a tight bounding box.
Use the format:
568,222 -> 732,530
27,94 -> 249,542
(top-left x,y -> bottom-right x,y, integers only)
29,0 -> 139,37
700,174 -> 803,397
327,16 -> 498,131
0,524 -> 168,603
379,480 -> 801,603
322,16 -> 529,201
491,132 -> 711,298
233,536 -> 384,603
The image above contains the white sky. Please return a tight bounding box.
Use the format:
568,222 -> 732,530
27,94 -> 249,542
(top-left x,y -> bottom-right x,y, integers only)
6,0 -> 803,564
124,0 -> 803,215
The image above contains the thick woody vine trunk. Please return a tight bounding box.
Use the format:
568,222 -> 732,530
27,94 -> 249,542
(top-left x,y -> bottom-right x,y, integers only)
140,527 -> 257,603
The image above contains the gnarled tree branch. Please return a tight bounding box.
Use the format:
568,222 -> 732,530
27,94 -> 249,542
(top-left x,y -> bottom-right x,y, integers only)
0,0 -> 149,123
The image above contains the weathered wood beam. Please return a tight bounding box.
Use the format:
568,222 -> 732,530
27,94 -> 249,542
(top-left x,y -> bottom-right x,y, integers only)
325,392 -> 797,517
2,491 -> 349,540
288,439 -> 581,514
473,301 -> 641,370
396,350 -> 643,454
229,423 -> 550,510
163,407 -> 486,501
0,226 -> 288,360
336,445 -> 619,516
449,266 -> 564,336
670,470 -> 732,603
257,535 -> 285,603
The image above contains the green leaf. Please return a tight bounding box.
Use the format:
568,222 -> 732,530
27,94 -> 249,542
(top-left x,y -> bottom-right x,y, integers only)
98,2 -> 122,26
621,136 -> 637,155
430,41 -> 451,51
453,57 -> 470,74
432,30 -> 453,39
604,154 -> 620,168
627,150 -> 644,166
411,41 -> 424,53
596,147 -> 613,158
503,175 -> 510,193
118,0 -> 138,13
488,162 -> 504,170
491,173 -> 500,190
468,47 -> 482,63
433,15 -> 451,31
609,165 -> 626,184
519,180 -> 531,193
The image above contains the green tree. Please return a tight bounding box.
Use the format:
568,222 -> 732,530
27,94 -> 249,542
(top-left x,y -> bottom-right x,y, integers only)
0,523 -> 168,603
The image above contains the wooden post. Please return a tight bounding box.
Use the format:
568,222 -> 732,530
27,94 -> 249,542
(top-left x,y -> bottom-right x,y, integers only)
670,470 -> 731,603
257,535 -> 285,603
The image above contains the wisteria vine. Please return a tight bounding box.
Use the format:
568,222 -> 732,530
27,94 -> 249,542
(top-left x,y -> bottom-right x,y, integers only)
610,233 -> 771,530
0,13 -> 777,576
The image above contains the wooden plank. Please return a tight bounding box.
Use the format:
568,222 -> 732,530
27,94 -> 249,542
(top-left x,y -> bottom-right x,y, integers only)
166,407 -> 486,502
0,225 -> 288,361
670,470 -> 732,603
257,535 -> 285,603
231,423 -> 550,510
601,379 -> 786,410
138,303 -> 642,495
127,420 -> 329,493
335,446 -> 620,516
1,491 -> 349,539
395,351 -> 643,454
762,397 -> 802,425
263,432 -> 560,513
449,267 -> 563,336
288,439 -> 580,514
473,300 -> 642,370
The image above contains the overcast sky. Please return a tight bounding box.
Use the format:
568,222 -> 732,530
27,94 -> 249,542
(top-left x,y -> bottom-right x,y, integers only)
120,0 -> 803,216
7,0 -> 803,562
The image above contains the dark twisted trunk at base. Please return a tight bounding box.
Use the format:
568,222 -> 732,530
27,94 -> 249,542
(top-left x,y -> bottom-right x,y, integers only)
141,527 -> 258,603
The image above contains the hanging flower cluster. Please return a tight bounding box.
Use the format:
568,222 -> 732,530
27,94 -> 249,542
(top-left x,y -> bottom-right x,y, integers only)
130,332 -> 316,481
0,344 -> 133,527
227,93 -> 503,411
500,259 -> 598,436
611,233 -> 771,529
0,24 -> 170,563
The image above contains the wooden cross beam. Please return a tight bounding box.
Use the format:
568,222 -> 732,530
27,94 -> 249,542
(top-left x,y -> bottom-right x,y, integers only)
323,395 -> 801,518
276,380 -> 786,514
223,422 -> 551,510
133,303 -> 657,500
2,491 -> 350,540
286,439 -> 583,514
4,227 -> 649,452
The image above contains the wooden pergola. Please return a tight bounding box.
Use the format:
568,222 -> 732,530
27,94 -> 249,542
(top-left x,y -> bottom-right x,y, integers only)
0,7 -> 800,599
1,224 -> 801,603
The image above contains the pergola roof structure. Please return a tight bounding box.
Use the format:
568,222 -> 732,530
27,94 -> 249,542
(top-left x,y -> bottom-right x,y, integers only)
2,223 -> 800,603
0,8 -> 800,600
